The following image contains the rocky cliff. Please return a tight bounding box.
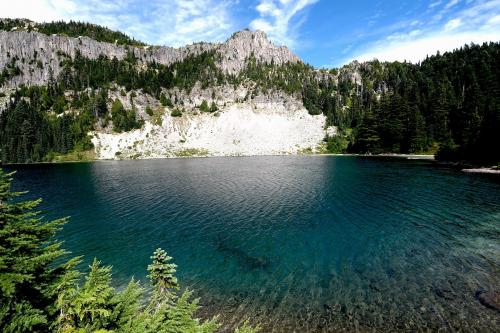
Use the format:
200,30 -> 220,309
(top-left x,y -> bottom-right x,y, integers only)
0,29 -> 299,88
0,21 -> 330,160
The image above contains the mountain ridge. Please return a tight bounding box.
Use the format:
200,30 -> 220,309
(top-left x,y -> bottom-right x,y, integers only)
0,18 -> 498,164
0,21 -> 300,89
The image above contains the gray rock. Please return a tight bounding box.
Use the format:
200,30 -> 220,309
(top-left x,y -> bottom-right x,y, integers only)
0,29 -> 299,88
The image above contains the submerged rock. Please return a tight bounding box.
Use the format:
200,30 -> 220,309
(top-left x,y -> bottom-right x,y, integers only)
476,291 -> 500,312
432,285 -> 455,300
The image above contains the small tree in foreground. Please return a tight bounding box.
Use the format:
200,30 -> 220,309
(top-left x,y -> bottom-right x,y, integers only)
148,248 -> 179,306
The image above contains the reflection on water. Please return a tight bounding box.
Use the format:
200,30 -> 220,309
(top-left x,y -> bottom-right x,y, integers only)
7,156 -> 500,332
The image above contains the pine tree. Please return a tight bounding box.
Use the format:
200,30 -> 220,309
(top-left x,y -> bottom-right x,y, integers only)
0,169 -> 69,332
199,100 -> 210,112
406,106 -> 427,153
210,101 -> 218,113
351,109 -> 381,154
147,248 -> 179,306
60,259 -> 115,331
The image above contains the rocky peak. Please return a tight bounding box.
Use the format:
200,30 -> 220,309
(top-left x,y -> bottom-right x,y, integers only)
217,29 -> 300,74
0,22 -> 300,88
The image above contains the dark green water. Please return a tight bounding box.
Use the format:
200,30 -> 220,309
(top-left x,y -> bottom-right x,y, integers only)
6,156 -> 500,332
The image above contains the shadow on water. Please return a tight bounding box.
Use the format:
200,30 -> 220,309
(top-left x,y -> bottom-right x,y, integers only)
215,235 -> 270,271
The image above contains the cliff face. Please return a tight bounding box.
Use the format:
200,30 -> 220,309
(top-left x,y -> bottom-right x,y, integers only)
0,29 -> 299,88
0,25 -> 330,159
88,83 -> 327,159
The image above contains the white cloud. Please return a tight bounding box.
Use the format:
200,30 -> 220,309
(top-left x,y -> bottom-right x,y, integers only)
444,18 -> 462,30
249,0 -> 318,48
348,30 -> 499,64
0,0 -> 67,22
429,1 -> 443,9
444,0 -> 460,10
0,0 -> 236,47
152,0 -> 235,47
342,0 -> 500,65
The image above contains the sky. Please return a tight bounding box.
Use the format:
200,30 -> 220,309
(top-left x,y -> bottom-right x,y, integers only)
1,0 -> 499,67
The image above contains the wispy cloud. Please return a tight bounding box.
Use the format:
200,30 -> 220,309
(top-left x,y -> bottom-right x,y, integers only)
0,0 -> 237,47
444,0 -> 460,10
444,18 -> 462,30
340,0 -> 500,65
429,1 -> 443,9
249,0 -> 318,48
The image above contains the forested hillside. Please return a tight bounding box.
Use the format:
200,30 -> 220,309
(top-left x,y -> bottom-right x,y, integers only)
323,43 -> 500,163
0,18 -> 145,46
0,19 -> 498,164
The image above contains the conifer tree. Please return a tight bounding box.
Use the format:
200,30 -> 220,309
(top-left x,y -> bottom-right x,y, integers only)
147,248 -> 179,306
0,170 -> 69,332
199,100 -> 209,112
210,101 -> 218,113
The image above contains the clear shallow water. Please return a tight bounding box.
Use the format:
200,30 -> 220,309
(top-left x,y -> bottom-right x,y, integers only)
6,156 -> 500,332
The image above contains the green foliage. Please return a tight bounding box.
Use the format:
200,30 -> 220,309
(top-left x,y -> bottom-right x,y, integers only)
37,20 -> 145,47
111,99 -> 143,133
235,320 -> 261,333
160,93 -> 174,107
0,56 -> 22,86
0,86 -> 96,163
435,139 -> 461,161
0,170 -> 70,332
147,248 -> 179,306
0,18 -> 145,47
0,18 -> 29,32
171,108 -> 183,117
199,100 -> 209,112
325,133 -> 350,154
58,259 -> 115,331
145,105 -> 154,116
320,42 -> 500,162
58,50 -> 223,97
351,110 -> 381,154
210,102 -> 218,113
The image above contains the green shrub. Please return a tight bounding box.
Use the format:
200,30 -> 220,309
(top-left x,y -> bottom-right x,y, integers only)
111,99 -> 142,132
326,135 -> 349,153
171,108 -> 183,117
210,101 -> 218,112
199,99 -> 210,112
160,93 -> 173,107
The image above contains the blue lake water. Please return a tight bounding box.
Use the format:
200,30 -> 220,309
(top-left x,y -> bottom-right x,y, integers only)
6,156 -> 500,332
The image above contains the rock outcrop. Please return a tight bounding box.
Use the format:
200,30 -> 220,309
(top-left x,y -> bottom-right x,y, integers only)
0,24 -> 329,160
0,29 -> 299,88
91,85 -> 328,159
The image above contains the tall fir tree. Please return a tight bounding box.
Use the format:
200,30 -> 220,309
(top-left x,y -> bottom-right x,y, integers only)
0,169 -> 70,332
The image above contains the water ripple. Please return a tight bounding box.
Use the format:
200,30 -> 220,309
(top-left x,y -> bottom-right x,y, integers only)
7,156 -> 500,332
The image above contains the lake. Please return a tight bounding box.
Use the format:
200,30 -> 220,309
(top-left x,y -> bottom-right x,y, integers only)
6,156 -> 500,332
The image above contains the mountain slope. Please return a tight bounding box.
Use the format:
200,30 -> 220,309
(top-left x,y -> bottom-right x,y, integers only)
0,19 -> 326,162
0,19 -> 498,164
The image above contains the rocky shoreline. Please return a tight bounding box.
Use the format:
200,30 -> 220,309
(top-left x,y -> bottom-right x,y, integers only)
462,167 -> 500,174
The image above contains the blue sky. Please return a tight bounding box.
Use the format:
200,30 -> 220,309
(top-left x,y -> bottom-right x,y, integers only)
1,0 -> 499,67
